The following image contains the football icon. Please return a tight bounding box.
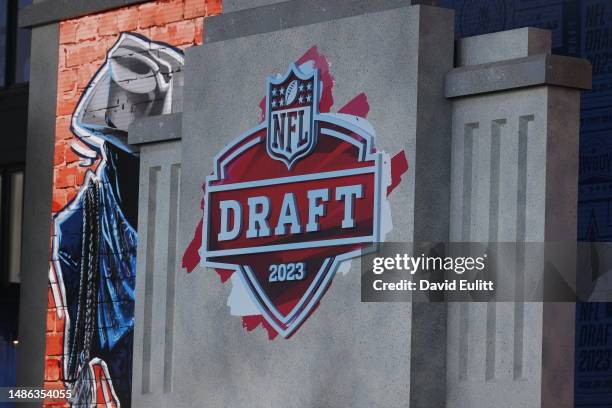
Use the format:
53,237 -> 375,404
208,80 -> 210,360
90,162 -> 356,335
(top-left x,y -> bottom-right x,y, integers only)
285,79 -> 299,105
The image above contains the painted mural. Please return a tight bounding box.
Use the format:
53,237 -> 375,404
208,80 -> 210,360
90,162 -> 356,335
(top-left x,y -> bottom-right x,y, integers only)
46,1 -> 220,407
182,46 -> 409,339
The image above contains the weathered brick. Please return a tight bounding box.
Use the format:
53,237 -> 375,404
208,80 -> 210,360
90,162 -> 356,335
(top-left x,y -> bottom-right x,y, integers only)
98,13 -> 118,36
156,0 -> 184,25
64,143 -> 81,164
150,24 -> 171,43
51,188 -> 68,213
51,192 -> 64,213
185,0 -> 206,19
59,21 -> 78,44
75,16 -> 98,42
136,27 -> 151,39
57,46 -> 68,69
46,310 -> 56,333
65,186 -> 80,204
195,17 -> 204,45
138,2 -> 157,28
57,70 -> 77,93
55,167 -> 79,189
45,358 -> 61,381
45,333 -> 63,356
56,96 -> 78,117
166,20 -> 196,45
47,288 -> 55,308
104,34 -> 123,53
206,0 -> 222,16
117,7 -> 139,32
64,46 -> 80,68
54,143 -> 64,166
77,63 -> 100,90
55,117 -> 73,141
78,42 -> 107,65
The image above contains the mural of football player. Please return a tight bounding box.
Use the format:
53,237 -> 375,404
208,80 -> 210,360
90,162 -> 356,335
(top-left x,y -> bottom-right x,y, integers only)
50,33 -> 184,407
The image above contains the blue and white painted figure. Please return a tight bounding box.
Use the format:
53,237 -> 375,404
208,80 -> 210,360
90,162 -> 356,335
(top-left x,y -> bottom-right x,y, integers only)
49,33 -> 184,407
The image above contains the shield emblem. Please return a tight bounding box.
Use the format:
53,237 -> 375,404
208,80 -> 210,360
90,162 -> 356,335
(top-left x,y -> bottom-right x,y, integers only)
266,63 -> 319,169
201,62 -> 382,338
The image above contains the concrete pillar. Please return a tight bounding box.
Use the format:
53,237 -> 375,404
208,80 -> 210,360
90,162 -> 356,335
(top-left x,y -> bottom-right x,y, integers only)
128,114 -> 182,407
445,27 -> 591,408
174,2 -> 454,407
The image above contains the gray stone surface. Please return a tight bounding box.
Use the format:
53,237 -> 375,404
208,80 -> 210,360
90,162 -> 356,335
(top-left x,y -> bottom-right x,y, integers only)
128,113 -> 182,146
19,0 -> 149,28
446,29 -> 583,405
408,5 -> 454,408
205,0 -> 439,43
446,53 -> 592,98
222,0 -> 438,13
223,0 -> 287,13
456,27 -> 551,67
167,4 -> 454,407
16,23 -> 59,400
132,140 -> 182,407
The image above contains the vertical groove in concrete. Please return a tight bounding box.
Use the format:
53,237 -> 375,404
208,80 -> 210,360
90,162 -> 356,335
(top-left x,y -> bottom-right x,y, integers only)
488,119 -> 504,242
462,123 -> 477,242
163,163 -> 181,394
485,119 -> 504,382
459,303 -> 469,381
459,123 -> 477,382
514,114 -> 533,380
142,166 -> 160,394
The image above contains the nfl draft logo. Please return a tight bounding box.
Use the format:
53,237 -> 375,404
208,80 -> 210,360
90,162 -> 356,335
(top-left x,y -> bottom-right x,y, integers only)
199,57 -> 392,338
266,65 -> 318,169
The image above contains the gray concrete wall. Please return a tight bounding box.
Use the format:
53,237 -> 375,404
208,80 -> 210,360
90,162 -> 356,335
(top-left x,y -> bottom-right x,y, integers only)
126,5 -> 588,408
16,22 -> 59,402
155,3 -> 455,407
19,0 -> 149,28
131,139 -> 182,407
445,28 -> 587,408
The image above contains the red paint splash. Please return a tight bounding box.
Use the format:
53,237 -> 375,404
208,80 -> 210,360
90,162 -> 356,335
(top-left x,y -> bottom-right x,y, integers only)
182,219 -> 203,273
338,93 -> 369,118
242,315 -> 279,340
182,218 -> 234,281
387,151 -> 409,196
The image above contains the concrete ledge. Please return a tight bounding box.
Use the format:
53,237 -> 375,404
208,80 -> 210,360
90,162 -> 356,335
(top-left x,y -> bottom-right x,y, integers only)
223,0 -> 286,13
205,0 -> 436,43
457,27 -> 551,67
19,0 -> 149,28
446,54 -> 592,98
128,112 -> 182,146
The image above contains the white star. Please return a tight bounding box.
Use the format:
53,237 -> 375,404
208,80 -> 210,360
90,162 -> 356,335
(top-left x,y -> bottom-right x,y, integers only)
306,82 -> 312,91
279,99 -> 285,106
271,100 -> 277,108
272,88 -> 278,96
280,87 -> 285,95
299,83 -> 305,92
298,95 -> 305,104
306,94 -> 312,103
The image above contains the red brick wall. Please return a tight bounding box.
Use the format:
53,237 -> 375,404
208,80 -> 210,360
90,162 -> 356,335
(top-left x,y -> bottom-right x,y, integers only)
45,1 -> 221,406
